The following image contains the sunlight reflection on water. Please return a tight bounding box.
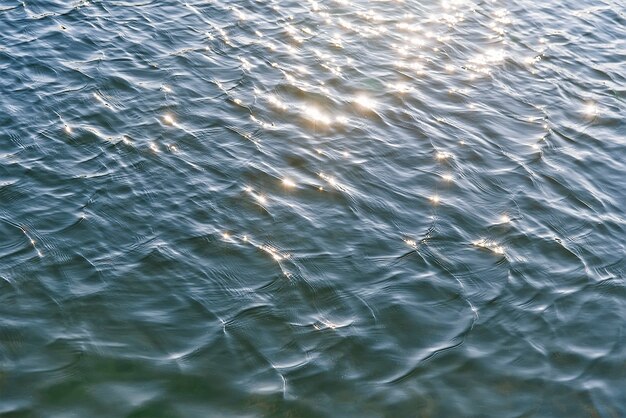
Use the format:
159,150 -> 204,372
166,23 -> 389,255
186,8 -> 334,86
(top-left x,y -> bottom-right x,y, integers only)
0,0 -> 624,416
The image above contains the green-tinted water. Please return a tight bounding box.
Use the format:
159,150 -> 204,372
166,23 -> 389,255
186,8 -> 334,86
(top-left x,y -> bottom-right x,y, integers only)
1,0 -> 625,416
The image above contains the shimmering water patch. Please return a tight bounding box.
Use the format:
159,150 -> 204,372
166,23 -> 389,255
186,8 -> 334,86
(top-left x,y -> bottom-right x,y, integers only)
0,0 -> 625,417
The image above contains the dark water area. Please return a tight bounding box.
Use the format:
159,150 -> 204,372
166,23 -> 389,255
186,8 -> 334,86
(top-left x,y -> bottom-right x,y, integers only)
1,0 -> 625,416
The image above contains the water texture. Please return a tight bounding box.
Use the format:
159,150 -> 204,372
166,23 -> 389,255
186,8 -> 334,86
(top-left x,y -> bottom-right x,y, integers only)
0,0 -> 625,416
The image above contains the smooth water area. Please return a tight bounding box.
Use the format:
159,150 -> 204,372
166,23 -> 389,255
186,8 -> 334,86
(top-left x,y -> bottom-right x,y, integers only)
1,0 -> 625,416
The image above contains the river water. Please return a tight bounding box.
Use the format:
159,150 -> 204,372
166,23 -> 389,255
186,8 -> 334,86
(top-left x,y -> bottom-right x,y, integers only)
1,0 -> 625,416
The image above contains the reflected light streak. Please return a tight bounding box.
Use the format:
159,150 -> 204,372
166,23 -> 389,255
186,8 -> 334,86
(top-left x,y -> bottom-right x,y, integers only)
473,239 -> 505,255
282,178 -> 296,188
304,105 -> 331,125
354,94 -> 377,110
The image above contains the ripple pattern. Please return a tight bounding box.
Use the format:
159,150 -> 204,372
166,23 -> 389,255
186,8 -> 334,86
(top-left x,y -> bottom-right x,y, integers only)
0,0 -> 625,416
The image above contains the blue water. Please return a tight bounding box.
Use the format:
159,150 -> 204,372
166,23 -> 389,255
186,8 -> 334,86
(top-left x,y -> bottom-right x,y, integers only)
1,0 -> 625,416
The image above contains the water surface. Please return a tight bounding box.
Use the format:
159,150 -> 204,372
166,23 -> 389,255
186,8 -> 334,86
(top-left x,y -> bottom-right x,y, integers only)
0,0 -> 625,416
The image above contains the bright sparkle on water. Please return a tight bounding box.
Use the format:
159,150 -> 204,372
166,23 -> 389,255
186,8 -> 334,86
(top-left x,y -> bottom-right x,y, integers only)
354,94 -> 377,110
473,239 -> 505,255
282,178 -> 296,188
584,101 -> 598,118
303,105 -> 331,125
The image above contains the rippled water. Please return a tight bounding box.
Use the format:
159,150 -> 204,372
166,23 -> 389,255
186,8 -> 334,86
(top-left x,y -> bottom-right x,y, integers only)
1,0 -> 625,416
